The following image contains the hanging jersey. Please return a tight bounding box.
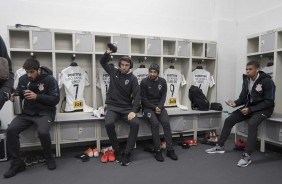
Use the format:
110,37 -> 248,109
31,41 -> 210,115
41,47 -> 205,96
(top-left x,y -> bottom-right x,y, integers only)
163,68 -> 184,107
261,65 -> 273,78
58,66 -> 93,112
96,68 -> 111,105
14,67 -> 26,89
192,69 -> 215,97
133,67 -> 149,85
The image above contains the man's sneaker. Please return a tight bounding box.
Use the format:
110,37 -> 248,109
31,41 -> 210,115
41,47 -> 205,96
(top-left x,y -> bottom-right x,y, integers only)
121,153 -> 131,166
46,157 -> 57,170
31,155 -> 39,165
84,148 -> 94,157
205,145 -> 225,154
3,162 -> 26,178
155,149 -> 164,162
166,150 -> 178,160
101,150 -> 109,163
237,153 -> 252,167
38,154 -> 46,163
108,150 -> 115,162
93,148 -> 99,158
115,150 -> 122,163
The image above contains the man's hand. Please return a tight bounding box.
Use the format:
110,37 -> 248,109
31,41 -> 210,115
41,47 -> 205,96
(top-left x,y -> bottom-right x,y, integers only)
128,112 -> 136,121
24,90 -> 37,100
155,107 -> 161,115
225,99 -> 236,107
241,108 -> 249,116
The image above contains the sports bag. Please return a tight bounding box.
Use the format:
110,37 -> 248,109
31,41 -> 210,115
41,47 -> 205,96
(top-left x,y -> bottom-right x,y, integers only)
0,57 -> 9,81
210,102 -> 223,111
189,85 -> 209,111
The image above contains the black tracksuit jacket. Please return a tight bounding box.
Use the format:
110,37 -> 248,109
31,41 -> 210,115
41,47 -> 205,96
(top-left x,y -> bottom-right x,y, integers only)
100,52 -> 140,113
234,71 -> 275,115
140,76 -> 167,110
17,67 -> 60,121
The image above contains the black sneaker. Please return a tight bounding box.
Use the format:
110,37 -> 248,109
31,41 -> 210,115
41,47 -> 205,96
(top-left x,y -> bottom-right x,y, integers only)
3,162 -> 26,178
121,153 -> 131,166
24,154 -> 32,166
38,154 -> 46,163
31,155 -> 39,165
115,150 -> 122,163
46,157 -> 57,170
166,150 -> 178,160
155,150 -> 164,162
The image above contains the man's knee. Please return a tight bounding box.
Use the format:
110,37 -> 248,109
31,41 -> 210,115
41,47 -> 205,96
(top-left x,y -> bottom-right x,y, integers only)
37,130 -> 50,138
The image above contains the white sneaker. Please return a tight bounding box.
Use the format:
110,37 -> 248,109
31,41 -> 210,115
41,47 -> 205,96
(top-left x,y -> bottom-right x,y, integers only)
237,153 -> 251,167
205,145 -> 225,154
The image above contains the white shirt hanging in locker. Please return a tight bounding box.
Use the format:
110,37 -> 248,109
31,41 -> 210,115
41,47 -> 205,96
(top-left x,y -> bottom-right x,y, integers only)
96,68 -> 110,106
133,67 -> 149,85
163,68 -> 186,107
192,69 -> 215,97
58,65 -> 93,112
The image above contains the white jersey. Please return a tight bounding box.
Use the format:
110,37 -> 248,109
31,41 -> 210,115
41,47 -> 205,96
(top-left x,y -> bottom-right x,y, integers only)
58,65 -> 93,112
163,68 -> 186,107
14,67 -> 26,89
133,67 -> 149,85
96,68 -> 111,105
261,65 -> 273,78
192,69 -> 215,97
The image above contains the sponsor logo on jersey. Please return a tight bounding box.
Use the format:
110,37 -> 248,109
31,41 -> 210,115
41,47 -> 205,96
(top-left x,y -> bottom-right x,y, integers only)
38,83 -> 44,91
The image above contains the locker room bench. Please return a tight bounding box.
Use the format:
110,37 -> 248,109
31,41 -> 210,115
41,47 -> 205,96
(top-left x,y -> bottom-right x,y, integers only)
235,113 -> 282,152
54,108 -> 222,157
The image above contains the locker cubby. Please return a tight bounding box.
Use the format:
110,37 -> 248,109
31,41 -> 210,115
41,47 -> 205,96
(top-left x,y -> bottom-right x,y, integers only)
163,40 -> 176,56
247,53 -> 274,69
55,33 -> 73,51
277,31 -> 282,49
247,36 -> 259,54
192,42 -> 204,57
9,30 -> 30,49
11,51 -> 53,72
131,38 -> 145,54
95,35 -> 111,53
177,40 -> 190,57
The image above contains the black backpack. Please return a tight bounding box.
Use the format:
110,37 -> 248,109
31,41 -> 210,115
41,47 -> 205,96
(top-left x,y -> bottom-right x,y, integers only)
189,85 -> 210,111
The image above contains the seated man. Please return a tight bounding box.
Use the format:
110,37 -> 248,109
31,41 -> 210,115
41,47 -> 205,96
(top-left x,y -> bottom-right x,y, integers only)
205,60 -> 275,167
100,46 -> 140,166
140,63 -> 178,161
0,35 -> 14,110
4,57 -> 60,178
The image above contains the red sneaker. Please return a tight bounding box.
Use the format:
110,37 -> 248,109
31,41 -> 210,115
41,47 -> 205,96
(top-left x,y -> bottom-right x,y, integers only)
84,148 -> 94,157
183,139 -> 198,146
101,150 -> 109,163
108,150 -> 115,162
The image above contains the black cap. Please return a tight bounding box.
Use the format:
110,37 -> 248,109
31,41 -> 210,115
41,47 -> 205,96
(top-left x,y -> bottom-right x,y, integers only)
149,63 -> 160,74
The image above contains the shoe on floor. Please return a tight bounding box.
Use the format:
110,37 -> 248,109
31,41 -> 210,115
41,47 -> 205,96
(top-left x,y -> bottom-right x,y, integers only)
93,148 -> 99,158
84,148 -> 94,157
108,150 -> 115,162
155,149 -> 164,162
205,144 -> 225,154
166,150 -> 178,160
46,157 -> 57,170
237,153 -> 252,167
121,153 -> 131,166
3,162 -> 26,178
101,150 -> 109,163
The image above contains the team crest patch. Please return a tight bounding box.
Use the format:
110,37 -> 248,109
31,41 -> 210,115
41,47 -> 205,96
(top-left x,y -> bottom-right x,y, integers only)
147,113 -> 151,118
125,80 -> 129,85
158,84 -> 162,90
38,83 -> 44,91
255,84 -> 262,92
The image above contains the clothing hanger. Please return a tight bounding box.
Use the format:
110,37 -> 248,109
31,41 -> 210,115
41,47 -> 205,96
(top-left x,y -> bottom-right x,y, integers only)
70,54 -> 78,66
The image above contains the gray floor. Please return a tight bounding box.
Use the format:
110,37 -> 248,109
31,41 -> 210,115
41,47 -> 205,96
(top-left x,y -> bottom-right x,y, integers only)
1,137 -> 282,184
